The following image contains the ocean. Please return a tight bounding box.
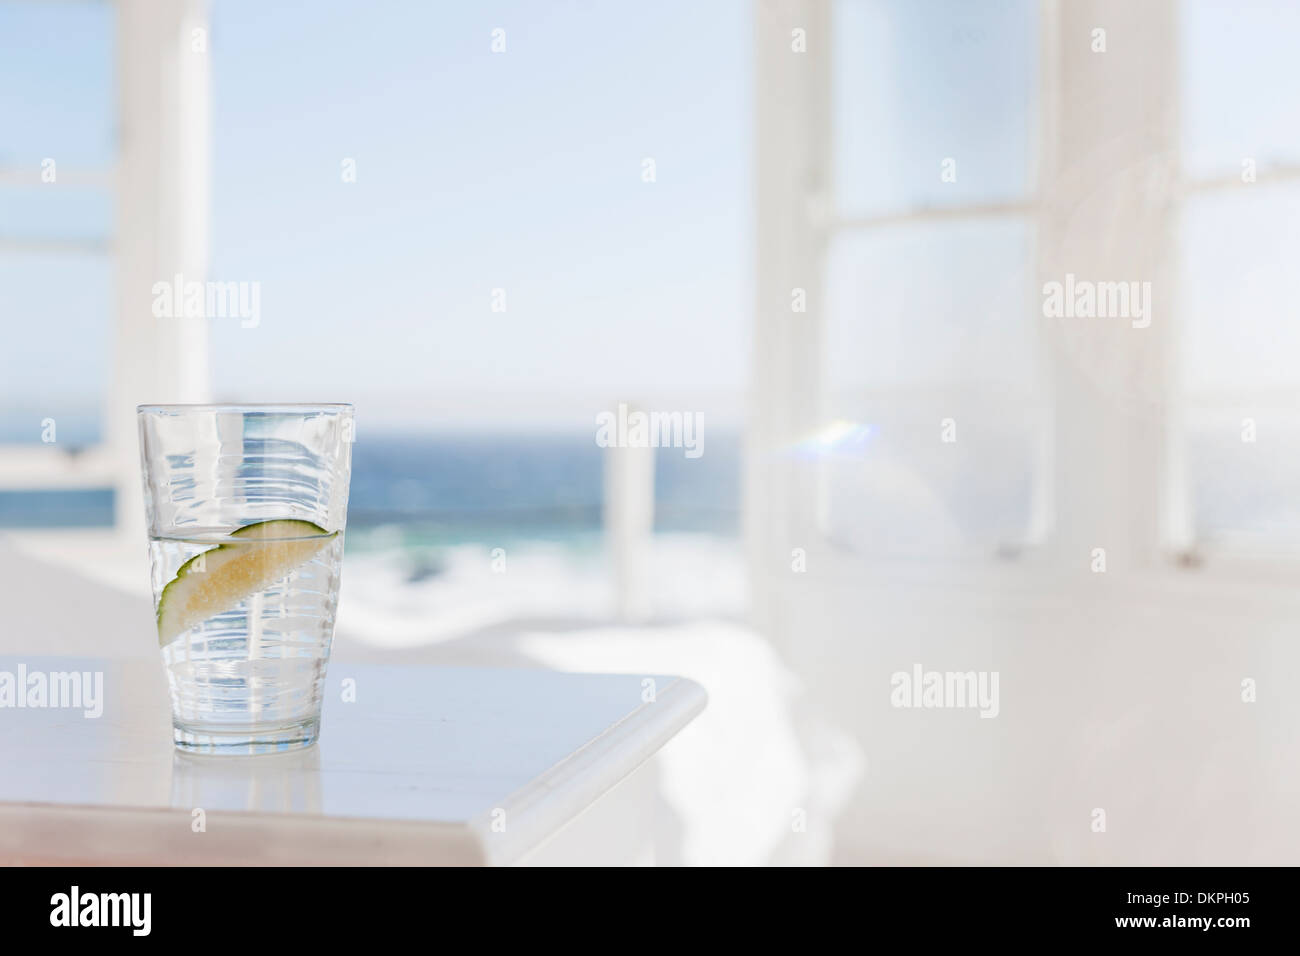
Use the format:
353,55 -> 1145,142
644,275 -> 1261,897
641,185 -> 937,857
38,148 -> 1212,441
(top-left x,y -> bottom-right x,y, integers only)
0,425 -> 743,544
3,414 -> 1298,557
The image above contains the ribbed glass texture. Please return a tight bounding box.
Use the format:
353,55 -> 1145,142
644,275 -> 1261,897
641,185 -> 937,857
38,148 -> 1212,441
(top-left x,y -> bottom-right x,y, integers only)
138,404 -> 353,754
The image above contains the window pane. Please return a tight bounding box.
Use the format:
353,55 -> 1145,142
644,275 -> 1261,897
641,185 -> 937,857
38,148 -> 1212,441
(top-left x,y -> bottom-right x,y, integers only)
1181,0 -> 1300,180
832,0 -> 1037,217
825,220 -> 1037,394
1181,184 -> 1300,552
1188,410 -> 1300,556
1181,187 -> 1300,391
819,220 -> 1041,557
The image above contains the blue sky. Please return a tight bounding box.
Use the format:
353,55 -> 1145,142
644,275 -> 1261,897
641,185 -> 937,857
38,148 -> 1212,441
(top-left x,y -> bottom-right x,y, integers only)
0,0 -> 751,429
203,0 -> 752,422
4,0 -> 1300,438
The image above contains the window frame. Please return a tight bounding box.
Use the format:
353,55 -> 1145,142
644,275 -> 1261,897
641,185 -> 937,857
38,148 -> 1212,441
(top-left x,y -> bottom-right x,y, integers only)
747,0 -> 1300,645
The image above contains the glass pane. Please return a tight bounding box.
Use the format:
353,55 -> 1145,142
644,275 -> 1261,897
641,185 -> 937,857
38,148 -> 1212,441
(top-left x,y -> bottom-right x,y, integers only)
1182,184 -> 1300,552
832,0 -> 1038,217
1181,0 -> 1300,181
1188,409 -> 1300,556
825,220 -> 1037,394
1181,187 -> 1300,391
819,220 -> 1041,558
816,408 -> 1040,559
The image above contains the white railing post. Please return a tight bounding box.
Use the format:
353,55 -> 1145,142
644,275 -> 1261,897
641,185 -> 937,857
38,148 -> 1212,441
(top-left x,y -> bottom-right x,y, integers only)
603,405 -> 655,623
109,0 -> 211,536
747,0 -> 832,647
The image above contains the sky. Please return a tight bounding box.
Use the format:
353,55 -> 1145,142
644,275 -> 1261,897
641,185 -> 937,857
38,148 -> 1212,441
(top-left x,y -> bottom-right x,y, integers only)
3,0 -> 1300,439
0,0 -> 752,431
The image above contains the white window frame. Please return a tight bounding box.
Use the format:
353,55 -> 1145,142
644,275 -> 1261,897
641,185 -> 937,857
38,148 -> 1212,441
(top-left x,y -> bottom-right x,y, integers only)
748,0 -> 1300,644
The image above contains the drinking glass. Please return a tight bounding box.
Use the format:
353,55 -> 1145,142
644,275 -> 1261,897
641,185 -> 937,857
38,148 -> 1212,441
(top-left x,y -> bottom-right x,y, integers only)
138,404 -> 353,754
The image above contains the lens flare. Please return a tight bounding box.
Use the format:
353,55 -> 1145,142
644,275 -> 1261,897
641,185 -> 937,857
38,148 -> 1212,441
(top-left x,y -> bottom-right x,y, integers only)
784,421 -> 877,460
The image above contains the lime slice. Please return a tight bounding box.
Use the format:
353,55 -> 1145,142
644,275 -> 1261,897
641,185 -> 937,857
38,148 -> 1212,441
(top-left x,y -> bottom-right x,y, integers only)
156,519 -> 336,646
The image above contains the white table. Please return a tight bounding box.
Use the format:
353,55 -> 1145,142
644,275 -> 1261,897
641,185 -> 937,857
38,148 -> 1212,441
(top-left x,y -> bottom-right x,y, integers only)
0,656 -> 706,866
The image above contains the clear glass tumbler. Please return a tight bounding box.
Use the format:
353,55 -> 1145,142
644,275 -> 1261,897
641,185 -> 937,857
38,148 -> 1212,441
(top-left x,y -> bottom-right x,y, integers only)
138,404 -> 353,754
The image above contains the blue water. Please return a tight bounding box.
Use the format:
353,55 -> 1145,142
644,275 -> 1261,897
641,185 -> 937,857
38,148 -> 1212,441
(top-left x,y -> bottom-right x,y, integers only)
0,488 -> 116,528
7,416 -> 1298,551
0,427 -> 742,539
350,431 -> 740,541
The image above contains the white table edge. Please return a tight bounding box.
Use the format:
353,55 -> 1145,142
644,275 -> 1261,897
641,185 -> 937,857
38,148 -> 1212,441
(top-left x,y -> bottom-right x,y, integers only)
0,675 -> 708,866
472,673 -> 708,865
